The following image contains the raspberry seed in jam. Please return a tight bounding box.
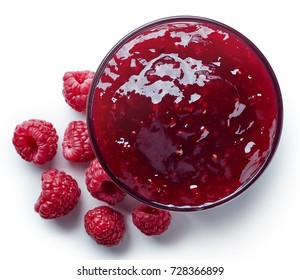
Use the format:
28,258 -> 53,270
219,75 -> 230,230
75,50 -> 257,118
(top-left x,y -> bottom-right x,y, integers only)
87,17 -> 283,211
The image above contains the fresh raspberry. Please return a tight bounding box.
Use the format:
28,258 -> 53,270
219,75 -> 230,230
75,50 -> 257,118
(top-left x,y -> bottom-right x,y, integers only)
132,204 -> 172,236
12,119 -> 58,165
34,169 -> 81,219
85,159 -> 126,205
62,70 -> 95,112
62,120 -> 95,162
84,206 -> 125,246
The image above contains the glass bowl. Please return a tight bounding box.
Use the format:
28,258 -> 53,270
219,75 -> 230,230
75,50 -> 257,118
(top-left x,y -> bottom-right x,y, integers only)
87,16 -> 283,211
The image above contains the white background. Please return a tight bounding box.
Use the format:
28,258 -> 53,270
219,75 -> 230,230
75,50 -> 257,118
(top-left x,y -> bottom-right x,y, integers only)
1,0 -> 299,278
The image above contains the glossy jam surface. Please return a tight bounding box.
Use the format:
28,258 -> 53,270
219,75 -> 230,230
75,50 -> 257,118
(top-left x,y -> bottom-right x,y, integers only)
89,19 -> 280,209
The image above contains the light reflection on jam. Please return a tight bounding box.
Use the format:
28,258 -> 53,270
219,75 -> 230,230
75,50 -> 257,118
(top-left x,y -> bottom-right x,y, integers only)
90,20 -> 279,208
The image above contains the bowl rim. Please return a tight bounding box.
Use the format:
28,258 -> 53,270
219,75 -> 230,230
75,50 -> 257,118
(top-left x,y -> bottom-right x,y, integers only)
87,15 -> 283,212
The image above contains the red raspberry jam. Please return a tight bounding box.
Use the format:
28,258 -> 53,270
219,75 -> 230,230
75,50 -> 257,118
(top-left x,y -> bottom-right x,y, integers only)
87,17 -> 283,211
